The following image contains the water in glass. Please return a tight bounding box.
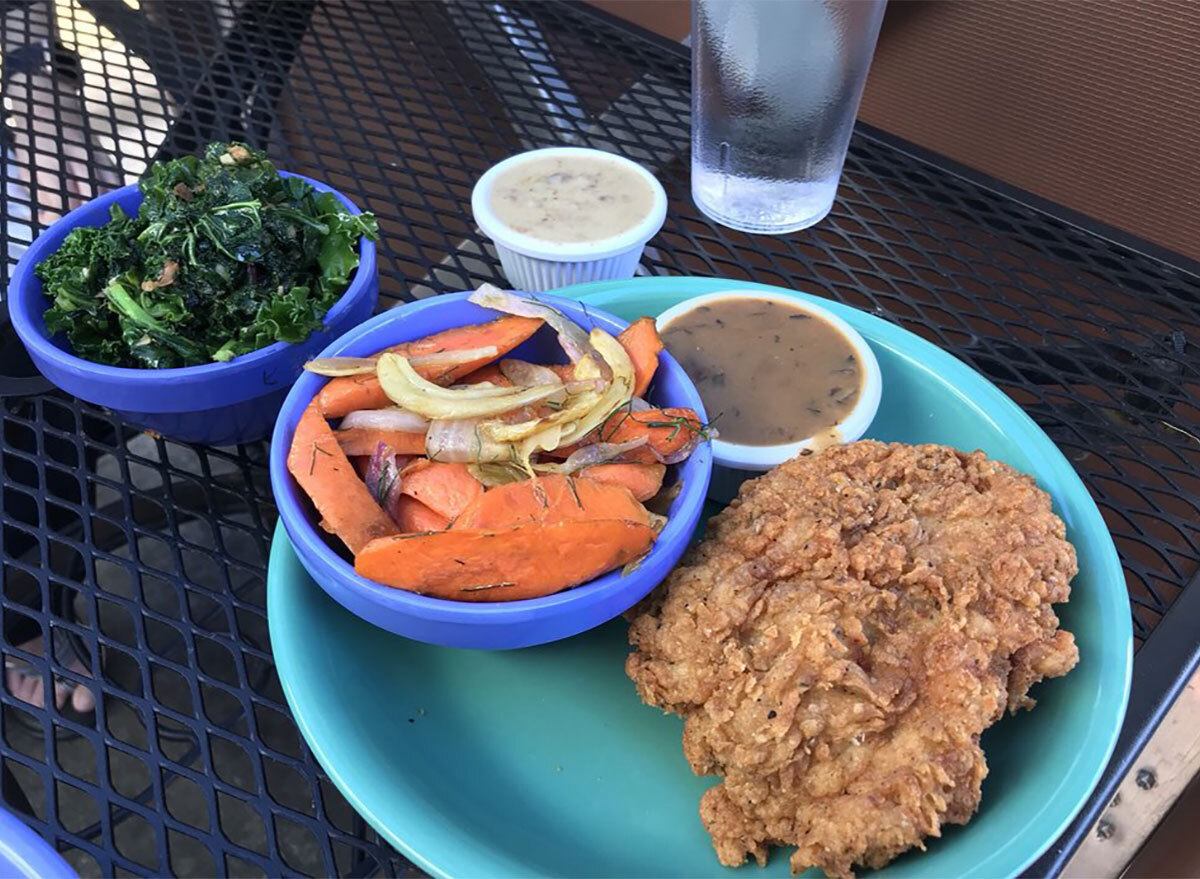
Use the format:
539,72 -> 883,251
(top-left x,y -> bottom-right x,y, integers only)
691,0 -> 886,234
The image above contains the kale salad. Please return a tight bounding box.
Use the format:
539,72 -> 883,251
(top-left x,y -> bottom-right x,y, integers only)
36,143 -> 378,369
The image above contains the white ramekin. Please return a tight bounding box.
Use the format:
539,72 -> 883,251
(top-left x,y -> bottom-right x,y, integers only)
471,147 -> 668,292
656,289 -> 883,501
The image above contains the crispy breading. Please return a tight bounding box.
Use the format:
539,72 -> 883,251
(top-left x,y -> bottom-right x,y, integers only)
626,441 -> 1079,878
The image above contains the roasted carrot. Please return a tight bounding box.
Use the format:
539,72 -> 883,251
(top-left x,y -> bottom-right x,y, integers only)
354,519 -> 656,601
317,315 -> 543,417
286,401 -> 399,554
335,428 -> 427,457
399,460 -> 485,520
453,473 -> 649,531
578,463 -> 666,502
550,407 -> 703,464
597,407 -> 704,464
392,495 -> 451,533
316,373 -> 387,421
617,317 -> 663,397
458,362 -> 514,387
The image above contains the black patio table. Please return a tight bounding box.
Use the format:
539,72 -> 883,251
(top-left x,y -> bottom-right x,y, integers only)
1,2 -> 1197,876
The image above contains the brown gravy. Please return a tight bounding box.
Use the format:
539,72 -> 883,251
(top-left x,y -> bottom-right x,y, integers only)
660,297 -> 862,446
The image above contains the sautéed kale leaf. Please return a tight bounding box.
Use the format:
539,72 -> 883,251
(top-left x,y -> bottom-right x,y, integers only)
37,142 -> 378,368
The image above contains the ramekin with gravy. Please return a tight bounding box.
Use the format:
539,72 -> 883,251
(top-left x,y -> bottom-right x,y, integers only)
471,147 -> 667,292
656,289 -> 882,500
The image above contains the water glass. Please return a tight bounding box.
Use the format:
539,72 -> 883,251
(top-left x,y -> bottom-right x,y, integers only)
691,0 -> 887,234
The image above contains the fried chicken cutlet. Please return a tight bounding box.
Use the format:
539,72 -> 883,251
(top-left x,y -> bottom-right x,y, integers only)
626,441 -> 1079,878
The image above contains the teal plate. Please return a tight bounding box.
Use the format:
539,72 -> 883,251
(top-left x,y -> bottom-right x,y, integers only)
268,277 -> 1132,878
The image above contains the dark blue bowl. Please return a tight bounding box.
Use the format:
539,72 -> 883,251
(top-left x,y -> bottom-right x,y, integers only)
7,173 -> 378,446
269,292 -> 713,649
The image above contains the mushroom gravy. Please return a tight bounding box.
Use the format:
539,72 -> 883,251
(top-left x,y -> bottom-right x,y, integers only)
488,155 -> 654,244
660,297 -> 863,446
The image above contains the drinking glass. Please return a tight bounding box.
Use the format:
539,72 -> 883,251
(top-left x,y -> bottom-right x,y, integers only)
691,0 -> 886,234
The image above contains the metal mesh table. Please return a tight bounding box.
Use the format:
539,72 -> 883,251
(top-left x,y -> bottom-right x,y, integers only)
1,1 -> 1197,876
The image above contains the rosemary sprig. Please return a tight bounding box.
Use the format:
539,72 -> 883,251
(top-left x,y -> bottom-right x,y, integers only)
597,399 -> 716,444
565,475 -> 582,509
460,582 -> 516,593
639,412 -> 716,443
309,443 -> 332,474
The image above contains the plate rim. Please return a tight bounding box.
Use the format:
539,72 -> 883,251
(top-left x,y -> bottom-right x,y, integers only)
269,276 -> 1133,879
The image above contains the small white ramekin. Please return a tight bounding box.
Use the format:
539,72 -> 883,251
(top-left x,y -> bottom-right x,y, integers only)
471,147 -> 668,292
656,289 -> 883,501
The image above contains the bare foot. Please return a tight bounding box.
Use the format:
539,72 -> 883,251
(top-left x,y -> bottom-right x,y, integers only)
4,637 -> 96,713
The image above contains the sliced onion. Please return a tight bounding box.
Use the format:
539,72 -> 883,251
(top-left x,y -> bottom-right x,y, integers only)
378,353 -> 566,419
499,359 -> 567,407
630,396 -> 652,412
408,345 -> 498,372
425,417 -> 514,464
515,422 -> 565,475
304,356 -> 378,376
385,360 -> 528,401
304,346 -> 497,380
469,284 -> 611,380
340,407 -> 428,432
566,378 -> 607,394
535,437 -> 649,474
364,442 -> 404,520
480,359 -> 611,444
482,387 -> 603,444
556,329 -> 636,447
467,463 -> 529,487
504,328 -> 634,471
499,358 -> 561,388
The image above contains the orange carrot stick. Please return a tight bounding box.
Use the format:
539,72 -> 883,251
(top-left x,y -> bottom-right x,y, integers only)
335,429 -> 427,457
596,407 -> 703,464
317,315 -> 543,417
315,373 -> 387,421
617,317 -> 663,398
550,407 -> 704,464
286,401 -> 399,554
453,473 -> 649,531
392,495 -> 451,533
354,519 -> 656,601
577,463 -> 666,502
399,460 -> 485,520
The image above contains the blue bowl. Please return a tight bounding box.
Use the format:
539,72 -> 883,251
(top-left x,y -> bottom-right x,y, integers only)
0,809 -> 75,879
7,173 -> 378,446
268,291 -> 713,649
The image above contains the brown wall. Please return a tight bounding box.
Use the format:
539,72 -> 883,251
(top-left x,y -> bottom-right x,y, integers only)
587,0 -> 690,42
587,0 -> 1200,263
859,0 -> 1200,263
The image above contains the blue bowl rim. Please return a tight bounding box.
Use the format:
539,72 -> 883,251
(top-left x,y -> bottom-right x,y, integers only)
268,291 -> 713,624
7,170 -> 377,380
